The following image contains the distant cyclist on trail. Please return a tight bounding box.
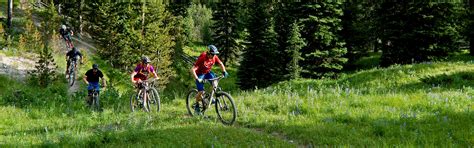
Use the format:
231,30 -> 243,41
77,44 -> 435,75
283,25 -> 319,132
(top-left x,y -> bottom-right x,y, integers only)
130,56 -> 159,86
65,47 -> 83,77
190,45 -> 229,113
59,24 -> 74,48
83,64 -> 106,105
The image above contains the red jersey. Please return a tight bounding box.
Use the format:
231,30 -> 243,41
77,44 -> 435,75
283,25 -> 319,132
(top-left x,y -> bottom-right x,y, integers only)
194,52 -> 222,74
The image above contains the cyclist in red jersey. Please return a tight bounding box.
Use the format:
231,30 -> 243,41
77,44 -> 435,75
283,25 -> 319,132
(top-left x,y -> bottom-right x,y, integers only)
191,45 -> 228,114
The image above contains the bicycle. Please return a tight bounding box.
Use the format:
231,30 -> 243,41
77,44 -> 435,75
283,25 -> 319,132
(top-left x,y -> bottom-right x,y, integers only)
87,88 -> 101,111
186,76 -> 237,125
130,79 -> 160,112
62,35 -> 74,49
67,58 -> 78,86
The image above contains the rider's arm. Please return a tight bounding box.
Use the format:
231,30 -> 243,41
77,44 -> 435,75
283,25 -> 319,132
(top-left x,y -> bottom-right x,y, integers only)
191,66 -> 199,80
131,71 -> 137,83
216,56 -> 226,73
79,52 -> 84,63
191,54 -> 205,80
100,71 -> 106,87
83,75 -> 89,85
102,78 -> 107,87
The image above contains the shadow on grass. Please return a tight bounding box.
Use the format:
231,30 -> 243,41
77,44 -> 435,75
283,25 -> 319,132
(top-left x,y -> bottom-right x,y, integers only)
1,118 -> 294,147
246,110 -> 473,146
399,71 -> 474,91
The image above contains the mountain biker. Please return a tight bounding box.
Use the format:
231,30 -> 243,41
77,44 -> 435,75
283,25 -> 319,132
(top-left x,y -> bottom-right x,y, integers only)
191,45 -> 229,114
83,64 -> 106,105
59,24 -> 74,48
65,47 -> 83,77
130,56 -> 159,107
130,56 -> 159,85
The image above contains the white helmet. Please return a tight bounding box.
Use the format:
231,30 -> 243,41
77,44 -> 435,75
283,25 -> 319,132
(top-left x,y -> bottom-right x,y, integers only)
61,25 -> 66,30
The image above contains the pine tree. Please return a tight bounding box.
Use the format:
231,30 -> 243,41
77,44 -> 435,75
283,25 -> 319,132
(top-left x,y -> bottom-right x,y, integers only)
376,2 -> 463,66
211,1 -> 242,65
285,22 -> 305,79
30,45 -> 57,87
274,2 -> 303,80
300,2 -> 347,78
142,2 -> 177,89
237,2 -> 278,90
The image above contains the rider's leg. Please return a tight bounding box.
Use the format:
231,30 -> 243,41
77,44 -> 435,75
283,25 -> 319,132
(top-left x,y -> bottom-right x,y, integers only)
195,74 -> 206,102
65,60 -> 70,75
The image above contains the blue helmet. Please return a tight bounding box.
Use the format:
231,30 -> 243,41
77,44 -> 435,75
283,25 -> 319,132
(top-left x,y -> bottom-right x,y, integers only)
208,45 -> 219,55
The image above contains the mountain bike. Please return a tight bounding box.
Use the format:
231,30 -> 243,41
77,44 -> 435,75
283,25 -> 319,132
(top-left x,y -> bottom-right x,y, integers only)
63,35 -> 74,49
186,76 -> 237,125
87,88 -> 101,111
130,79 -> 160,112
67,58 -> 78,86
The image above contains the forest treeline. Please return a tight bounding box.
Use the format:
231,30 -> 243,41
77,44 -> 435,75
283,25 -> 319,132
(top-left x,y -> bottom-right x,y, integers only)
2,1 -> 474,90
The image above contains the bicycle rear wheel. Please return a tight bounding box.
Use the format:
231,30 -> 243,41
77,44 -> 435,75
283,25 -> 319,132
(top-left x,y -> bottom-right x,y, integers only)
146,88 -> 160,112
186,89 -> 201,116
215,91 -> 237,125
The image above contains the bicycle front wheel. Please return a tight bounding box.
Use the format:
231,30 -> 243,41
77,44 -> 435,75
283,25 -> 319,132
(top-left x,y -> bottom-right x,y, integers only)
146,88 -> 160,112
186,89 -> 200,116
68,63 -> 75,86
130,93 -> 139,112
92,92 -> 100,111
215,91 -> 237,125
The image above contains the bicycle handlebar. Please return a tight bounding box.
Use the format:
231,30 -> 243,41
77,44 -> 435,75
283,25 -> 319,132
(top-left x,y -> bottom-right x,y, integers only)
203,75 -> 225,82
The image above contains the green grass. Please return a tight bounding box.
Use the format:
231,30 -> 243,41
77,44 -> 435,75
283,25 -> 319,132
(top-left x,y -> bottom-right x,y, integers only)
1,51 -> 474,146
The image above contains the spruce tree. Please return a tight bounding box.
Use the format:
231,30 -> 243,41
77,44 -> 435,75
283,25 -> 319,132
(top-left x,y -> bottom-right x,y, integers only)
237,2 -> 278,90
30,45 -> 57,87
285,22 -> 305,80
300,2 -> 347,78
211,1 -> 242,65
376,2 -> 463,66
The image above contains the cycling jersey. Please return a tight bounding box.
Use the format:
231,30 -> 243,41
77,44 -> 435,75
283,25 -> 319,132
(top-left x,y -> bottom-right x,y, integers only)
194,52 -> 222,75
59,28 -> 72,36
133,63 -> 155,80
66,50 -> 82,61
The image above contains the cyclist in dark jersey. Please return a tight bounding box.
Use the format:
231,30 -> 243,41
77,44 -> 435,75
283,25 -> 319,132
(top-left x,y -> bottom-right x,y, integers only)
59,25 -> 74,48
83,64 -> 106,105
65,47 -> 83,77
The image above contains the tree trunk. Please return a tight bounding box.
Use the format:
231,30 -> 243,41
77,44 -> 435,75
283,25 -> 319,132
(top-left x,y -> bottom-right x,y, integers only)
471,0 -> 474,55
7,0 -> 13,28
141,2 -> 146,37
79,0 -> 84,35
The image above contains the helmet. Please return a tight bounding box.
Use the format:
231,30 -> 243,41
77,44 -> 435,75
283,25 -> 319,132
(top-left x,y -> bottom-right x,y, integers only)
92,64 -> 98,69
61,25 -> 67,30
72,47 -> 77,51
142,56 -> 151,63
208,45 -> 219,55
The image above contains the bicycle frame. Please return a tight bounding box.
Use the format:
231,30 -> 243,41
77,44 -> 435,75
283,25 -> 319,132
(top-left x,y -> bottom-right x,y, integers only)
202,76 -> 224,109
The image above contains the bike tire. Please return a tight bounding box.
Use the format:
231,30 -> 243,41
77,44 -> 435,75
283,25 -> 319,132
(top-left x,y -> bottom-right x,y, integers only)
92,92 -> 100,111
68,62 -> 75,86
141,90 -> 150,112
130,93 -> 139,112
215,91 -> 237,125
146,88 -> 160,112
186,89 -> 199,116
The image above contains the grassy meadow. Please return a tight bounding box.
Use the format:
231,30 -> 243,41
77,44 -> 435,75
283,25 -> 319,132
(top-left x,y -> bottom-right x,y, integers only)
1,52 -> 474,146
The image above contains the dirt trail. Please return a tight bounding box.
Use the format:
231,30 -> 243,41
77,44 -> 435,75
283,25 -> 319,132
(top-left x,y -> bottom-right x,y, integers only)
65,36 -> 98,94
0,53 -> 36,80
